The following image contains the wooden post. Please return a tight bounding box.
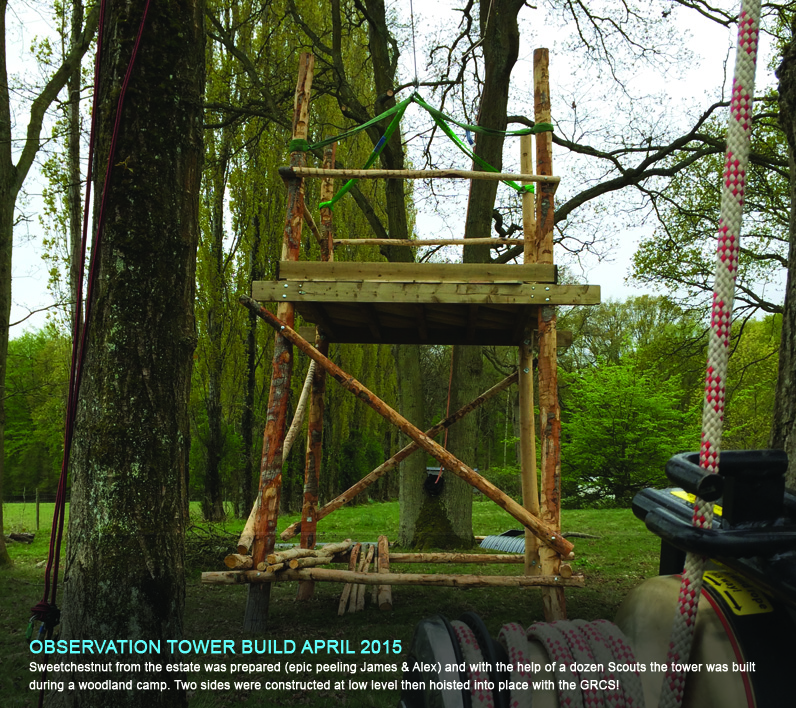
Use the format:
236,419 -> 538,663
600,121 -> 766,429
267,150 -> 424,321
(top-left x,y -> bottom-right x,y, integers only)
224,554 -> 254,570
296,144 -> 335,601
521,134 -> 536,263
243,53 -> 315,633
520,135 -> 541,578
320,143 -> 336,261
35,489 -> 40,531
283,362 -> 315,460
296,333 -> 328,602
534,48 -> 566,621
280,371 -> 518,540
203,568 -> 585,588
240,297 -> 574,558
338,542 -> 361,615
377,535 -> 392,610
355,544 -> 376,612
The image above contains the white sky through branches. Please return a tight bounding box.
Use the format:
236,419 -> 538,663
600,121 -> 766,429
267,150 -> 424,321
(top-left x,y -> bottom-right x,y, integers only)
8,0 -> 782,336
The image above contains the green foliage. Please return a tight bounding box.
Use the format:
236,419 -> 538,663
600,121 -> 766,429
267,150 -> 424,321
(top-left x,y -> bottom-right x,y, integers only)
561,362 -> 700,508
631,109 -> 788,315
481,464 -> 522,501
3,327 -> 69,496
723,314 -> 781,450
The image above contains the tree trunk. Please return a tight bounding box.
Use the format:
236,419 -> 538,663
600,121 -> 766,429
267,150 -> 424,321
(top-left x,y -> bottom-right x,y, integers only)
422,345 -> 480,549
774,39 -> 796,490
67,0 -> 84,332
443,0 -> 525,547
396,343 -> 427,546
0,186 -> 10,568
54,1 -> 203,706
347,0 -> 427,546
0,0 -> 98,571
0,1 -> 9,563
202,130 -> 231,522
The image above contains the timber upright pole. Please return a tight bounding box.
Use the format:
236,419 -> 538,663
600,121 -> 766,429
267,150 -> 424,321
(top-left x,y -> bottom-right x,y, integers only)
519,134 -> 541,578
534,48 -> 566,621
296,143 -> 335,602
244,53 -> 315,632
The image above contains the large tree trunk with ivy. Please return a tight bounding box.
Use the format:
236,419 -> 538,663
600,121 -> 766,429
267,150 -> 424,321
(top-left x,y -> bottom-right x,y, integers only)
774,37 -> 796,491
54,1 -> 203,706
441,0 -> 525,548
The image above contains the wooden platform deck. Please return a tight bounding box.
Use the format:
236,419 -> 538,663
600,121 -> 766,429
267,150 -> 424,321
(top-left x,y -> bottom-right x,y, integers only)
253,262 -> 600,345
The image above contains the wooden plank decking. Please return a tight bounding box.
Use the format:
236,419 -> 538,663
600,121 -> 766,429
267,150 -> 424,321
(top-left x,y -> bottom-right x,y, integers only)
253,261 -> 599,345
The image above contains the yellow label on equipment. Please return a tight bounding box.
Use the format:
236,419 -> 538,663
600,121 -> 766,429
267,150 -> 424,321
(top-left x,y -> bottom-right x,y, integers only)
704,571 -> 773,616
670,489 -> 723,517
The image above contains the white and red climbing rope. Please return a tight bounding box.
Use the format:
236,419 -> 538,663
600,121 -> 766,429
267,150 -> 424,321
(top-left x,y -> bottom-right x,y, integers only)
658,2 -> 761,707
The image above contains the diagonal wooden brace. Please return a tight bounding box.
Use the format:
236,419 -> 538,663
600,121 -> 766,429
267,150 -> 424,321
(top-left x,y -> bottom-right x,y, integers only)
240,295 -> 573,557
280,369 -> 519,540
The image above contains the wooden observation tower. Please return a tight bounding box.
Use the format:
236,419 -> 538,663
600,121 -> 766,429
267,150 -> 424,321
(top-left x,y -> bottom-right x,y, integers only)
201,52 -> 601,631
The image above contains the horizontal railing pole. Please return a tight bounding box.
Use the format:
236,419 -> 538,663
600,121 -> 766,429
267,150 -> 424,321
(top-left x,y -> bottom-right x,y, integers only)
280,166 -> 560,184
202,567 -> 584,587
333,238 -> 524,248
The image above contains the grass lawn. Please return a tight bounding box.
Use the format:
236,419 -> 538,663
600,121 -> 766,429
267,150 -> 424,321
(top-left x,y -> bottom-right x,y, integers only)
2,500 -> 660,707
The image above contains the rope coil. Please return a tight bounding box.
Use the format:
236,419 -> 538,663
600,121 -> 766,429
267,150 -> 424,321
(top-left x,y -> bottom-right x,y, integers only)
437,618 -> 647,708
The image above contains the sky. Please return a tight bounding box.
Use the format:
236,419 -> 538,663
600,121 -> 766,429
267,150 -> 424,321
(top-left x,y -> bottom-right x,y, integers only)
7,0 -> 781,336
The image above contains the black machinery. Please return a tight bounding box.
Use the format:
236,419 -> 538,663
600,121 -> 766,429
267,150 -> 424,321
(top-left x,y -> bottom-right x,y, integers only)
400,450 -> 796,707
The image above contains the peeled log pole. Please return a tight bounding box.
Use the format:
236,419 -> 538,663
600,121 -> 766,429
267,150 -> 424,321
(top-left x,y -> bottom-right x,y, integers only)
281,166 -> 560,184
290,555 -> 334,569
520,133 -> 542,579
280,371 -> 519,540
297,338 -> 327,602
283,362 -> 315,460
232,550 -> 529,570
244,53 -> 314,634
333,238 -> 524,248
355,544 -> 376,612
320,144 -> 336,261
224,554 -> 253,570
388,553 -> 524,564
203,568 -> 585,588
535,48 -> 566,622
240,296 -> 573,556
268,540 -> 352,566
338,543 -> 361,616
520,327 -> 541,577
237,357 -> 316,555
377,536 -> 392,611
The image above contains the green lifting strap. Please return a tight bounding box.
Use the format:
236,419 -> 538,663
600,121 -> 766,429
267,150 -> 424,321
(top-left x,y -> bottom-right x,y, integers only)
288,94 -> 415,155
318,98 -> 410,210
292,92 -> 555,210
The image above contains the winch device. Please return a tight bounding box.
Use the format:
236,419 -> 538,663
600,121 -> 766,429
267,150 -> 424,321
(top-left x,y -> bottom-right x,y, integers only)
399,449 -> 796,708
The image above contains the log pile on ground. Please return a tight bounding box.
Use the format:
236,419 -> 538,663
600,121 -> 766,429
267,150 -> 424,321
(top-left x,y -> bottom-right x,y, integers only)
212,535 -> 582,608
224,539 -> 353,574
4,532 -> 35,544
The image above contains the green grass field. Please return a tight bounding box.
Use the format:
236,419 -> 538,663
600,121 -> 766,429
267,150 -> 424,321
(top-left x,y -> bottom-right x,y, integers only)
2,501 -> 660,707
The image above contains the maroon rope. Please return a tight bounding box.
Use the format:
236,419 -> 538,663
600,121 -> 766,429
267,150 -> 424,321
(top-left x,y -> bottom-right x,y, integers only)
34,0 -> 108,623
33,3 -> 152,705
